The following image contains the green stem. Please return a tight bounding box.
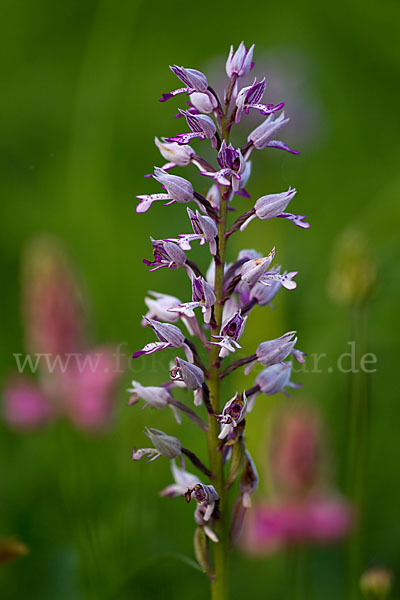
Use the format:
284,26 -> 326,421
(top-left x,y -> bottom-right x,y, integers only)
207,82 -> 233,600
346,304 -> 370,600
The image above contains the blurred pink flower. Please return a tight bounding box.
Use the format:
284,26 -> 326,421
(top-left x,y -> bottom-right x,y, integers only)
242,496 -> 353,555
270,405 -> 323,498
241,404 -> 353,554
2,377 -> 52,431
2,237 -> 120,434
60,347 -> 118,431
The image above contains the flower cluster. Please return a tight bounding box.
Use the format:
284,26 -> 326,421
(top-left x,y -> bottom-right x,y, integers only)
130,42 -> 310,583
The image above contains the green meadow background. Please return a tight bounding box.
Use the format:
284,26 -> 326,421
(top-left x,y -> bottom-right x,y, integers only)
1,0 -> 399,598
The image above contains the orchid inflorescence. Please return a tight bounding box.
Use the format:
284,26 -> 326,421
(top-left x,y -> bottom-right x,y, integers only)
130,41 -> 310,593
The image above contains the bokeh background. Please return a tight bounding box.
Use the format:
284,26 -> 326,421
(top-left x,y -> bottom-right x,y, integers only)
1,0 -> 399,598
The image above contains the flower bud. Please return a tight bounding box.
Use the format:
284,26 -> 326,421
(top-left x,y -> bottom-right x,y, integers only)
144,427 -> 182,459
193,526 -> 213,577
226,41 -> 254,78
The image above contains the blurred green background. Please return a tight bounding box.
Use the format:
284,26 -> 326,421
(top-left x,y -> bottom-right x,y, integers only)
1,0 -> 399,598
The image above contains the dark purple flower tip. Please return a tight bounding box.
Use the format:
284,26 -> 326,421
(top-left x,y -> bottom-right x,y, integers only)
159,93 -> 174,102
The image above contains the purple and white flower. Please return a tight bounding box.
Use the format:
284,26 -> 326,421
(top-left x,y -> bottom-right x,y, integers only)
247,362 -> 300,410
239,188 -> 309,231
160,461 -> 201,497
235,78 -> 284,123
217,392 -> 247,440
136,167 -> 194,213
185,483 -> 219,522
211,310 -> 248,358
154,137 -> 195,170
169,276 -> 216,324
170,357 -> 204,406
133,317 -> 194,362
160,65 -> 209,102
240,249 -> 276,286
166,110 -> 217,147
243,332 -> 305,374
143,238 -> 187,272
169,208 -> 218,256
127,380 -> 181,422
246,112 -> 299,156
201,142 -> 247,192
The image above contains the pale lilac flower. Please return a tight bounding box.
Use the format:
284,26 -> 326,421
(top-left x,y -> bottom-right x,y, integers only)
136,168 -> 194,213
127,380 -> 181,422
133,317 -> 193,362
201,142 -> 247,192
226,41 -> 254,78
250,269 -> 283,307
166,110 -> 217,147
240,188 -> 308,231
160,461 -> 201,497
143,238 -> 187,272
2,377 -> 52,430
235,78 -> 284,123
170,357 -> 204,406
246,112 -> 299,155
185,483 -> 219,522
247,362 -> 300,409
211,310 -> 248,358
190,91 -> 218,114
259,269 -> 298,290
144,291 -> 183,323
240,248 -> 275,286
143,290 -> 200,337
132,427 -> 182,462
154,137 -> 195,169
243,332 -> 303,374
217,392 -> 247,440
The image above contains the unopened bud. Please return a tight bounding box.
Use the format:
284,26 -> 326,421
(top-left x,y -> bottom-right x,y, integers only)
144,427 -> 181,459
